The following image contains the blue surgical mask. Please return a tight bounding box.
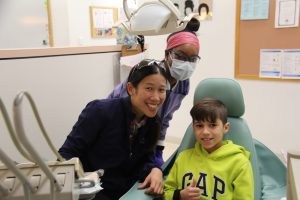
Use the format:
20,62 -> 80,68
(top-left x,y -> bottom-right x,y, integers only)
170,59 -> 196,81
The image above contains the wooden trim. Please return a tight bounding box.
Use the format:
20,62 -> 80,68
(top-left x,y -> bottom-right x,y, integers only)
0,45 -> 123,59
236,74 -> 300,82
47,0 -> 54,47
234,0 -> 241,79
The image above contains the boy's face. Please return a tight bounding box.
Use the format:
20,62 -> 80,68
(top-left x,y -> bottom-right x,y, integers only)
193,119 -> 229,153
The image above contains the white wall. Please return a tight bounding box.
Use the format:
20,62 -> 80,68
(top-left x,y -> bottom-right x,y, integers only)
146,0 -> 300,155
0,52 -> 120,162
0,0 -> 50,48
50,0 -> 126,47
50,0 -> 70,47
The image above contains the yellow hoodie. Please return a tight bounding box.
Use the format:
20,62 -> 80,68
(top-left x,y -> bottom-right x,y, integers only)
164,140 -> 254,200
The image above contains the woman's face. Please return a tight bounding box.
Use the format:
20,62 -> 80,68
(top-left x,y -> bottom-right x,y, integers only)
128,73 -> 167,120
165,43 -> 199,83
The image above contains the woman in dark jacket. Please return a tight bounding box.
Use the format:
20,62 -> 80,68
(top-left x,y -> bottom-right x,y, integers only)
59,59 -> 168,200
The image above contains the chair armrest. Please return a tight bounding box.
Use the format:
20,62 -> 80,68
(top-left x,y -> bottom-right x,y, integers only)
119,182 -> 154,200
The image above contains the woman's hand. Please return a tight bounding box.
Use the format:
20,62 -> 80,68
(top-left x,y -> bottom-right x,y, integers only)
138,167 -> 163,196
180,179 -> 201,200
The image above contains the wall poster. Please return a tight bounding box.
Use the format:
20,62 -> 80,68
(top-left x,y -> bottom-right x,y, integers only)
89,6 -> 118,38
172,0 -> 213,21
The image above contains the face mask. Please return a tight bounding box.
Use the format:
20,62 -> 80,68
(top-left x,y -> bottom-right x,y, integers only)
170,59 -> 196,81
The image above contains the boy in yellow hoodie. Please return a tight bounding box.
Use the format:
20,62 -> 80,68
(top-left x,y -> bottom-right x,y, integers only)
164,98 -> 254,200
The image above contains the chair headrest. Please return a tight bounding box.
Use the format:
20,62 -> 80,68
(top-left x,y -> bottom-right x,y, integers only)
193,78 -> 245,117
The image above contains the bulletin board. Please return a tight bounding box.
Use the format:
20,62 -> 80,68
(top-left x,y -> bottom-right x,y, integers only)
89,6 -> 118,38
235,0 -> 300,82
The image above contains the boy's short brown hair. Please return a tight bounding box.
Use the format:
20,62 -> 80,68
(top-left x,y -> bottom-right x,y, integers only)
190,98 -> 228,124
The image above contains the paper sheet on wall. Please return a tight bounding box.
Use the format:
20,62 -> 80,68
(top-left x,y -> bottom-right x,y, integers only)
260,49 -> 300,79
282,49 -> 300,79
119,51 -> 148,82
93,8 -> 114,28
240,0 -> 269,20
259,49 -> 282,78
275,0 -> 299,28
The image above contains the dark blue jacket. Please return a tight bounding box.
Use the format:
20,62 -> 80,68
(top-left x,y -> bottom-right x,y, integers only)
108,77 -> 189,166
59,97 -> 161,199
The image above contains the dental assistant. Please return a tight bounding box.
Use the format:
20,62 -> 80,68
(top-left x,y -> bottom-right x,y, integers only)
108,19 -> 201,166
59,59 -> 168,200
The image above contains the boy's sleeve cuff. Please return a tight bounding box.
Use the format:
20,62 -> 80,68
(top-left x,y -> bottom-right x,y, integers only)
173,189 -> 181,200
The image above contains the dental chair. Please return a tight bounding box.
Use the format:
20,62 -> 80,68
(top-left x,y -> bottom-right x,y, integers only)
120,78 -> 287,200
253,139 -> 287,199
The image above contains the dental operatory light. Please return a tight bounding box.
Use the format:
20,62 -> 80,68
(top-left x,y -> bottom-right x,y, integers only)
122,0 -> 195,36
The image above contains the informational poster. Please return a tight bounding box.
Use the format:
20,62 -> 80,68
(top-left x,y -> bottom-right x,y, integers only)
89,6 -> 118,38
260,49 -> 300,79
240,0 -> 269,20
282,49 -> 300,79
259,49 -> 282,78
275,0 -> 299,28
93,9 -> 114,29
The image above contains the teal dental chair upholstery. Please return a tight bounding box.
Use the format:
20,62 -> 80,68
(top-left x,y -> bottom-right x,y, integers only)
120,78 -> 286,200
253,139 -> 287,199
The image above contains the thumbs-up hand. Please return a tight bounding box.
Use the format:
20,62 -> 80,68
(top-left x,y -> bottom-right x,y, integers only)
180,179 -> 201,200
191,178 -> 197,187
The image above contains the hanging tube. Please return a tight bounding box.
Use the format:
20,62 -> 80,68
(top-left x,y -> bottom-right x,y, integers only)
13,92 -> 62,192
0,98 -> 33,162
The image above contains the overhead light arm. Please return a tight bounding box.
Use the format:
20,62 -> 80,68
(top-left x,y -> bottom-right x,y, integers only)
123,0 -> 131,20
122,0 -> 196,36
